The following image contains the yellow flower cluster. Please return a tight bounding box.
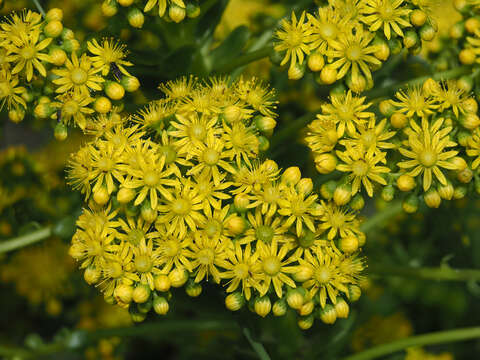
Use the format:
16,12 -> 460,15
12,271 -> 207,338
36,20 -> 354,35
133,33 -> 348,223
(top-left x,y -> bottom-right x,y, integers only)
68,76 -> 365,328
306,78 -> 480,212
0,9 -> 139,136
100,0 -> 201,27
274,0 -> 437,91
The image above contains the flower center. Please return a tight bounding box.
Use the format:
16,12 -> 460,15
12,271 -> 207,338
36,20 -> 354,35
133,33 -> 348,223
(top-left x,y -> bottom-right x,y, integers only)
262,256 -> 281,276
204,148 -> 220,165
135,254 -> 152,273
159,145 -> 177,165
190,123 -> 206,140
263,186 -> 279,203
88,240 -> 103,256
163,240 -> 179,257
379,3 -> 394,20
314,266 -> 331,284
128,229 -> 144,246
337,105 -> 354,121
352,159 -> 369,176
172,198 -> 191,215
144,171 -> 159,186
320,23 -> 337,40
361,130 -> 376,147
107,262 -> 123,278
286,30 -> 303,47
197,248 -> 215,265
204,219 -> 221,238
63,100 -> 79,115
298,230 -> 316,248
255,225 -> 275,243
0,81 -> 12,98
71,68 -> 88,85
20,46 -> 36,60
346,45 -> 362,61
234,263 -> 250,279
419,149 -> 437,167
97,157 -> 114,172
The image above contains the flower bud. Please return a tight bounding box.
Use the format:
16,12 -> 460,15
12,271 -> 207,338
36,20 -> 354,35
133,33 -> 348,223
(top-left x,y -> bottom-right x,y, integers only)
288,63 -> 305,80
299,300 -> 315,316
453,186 -> 467,199
121,76 -> 140,92
59,123 -> 76,143
334,297 -> 350,318
320,180 -> 337,200
153,295 -> 169,315
410,9 -> 427,27
226,215 -> 246,236
46,8 -> 63,22
381,184 -> 395,202
141,202 -> 157,222
297,178 -> 313,195
319,304 -> 337,324
333,183 -> 352,206
254,296 -> 271,317
62,39 -> 80,53
93,186 -> 110,205
319,65 -> 337,84
457,167 -> 473,183
224,105 -> 242,123
282,166 -> 301,186
169,4 -> 186,23
294,264 -> 314,282
373,39 -> 390,61
168,268 -> 188,287
423,78 -> 440,94
402,194 -> 419,213
33,102 -> 51,119
379,100 -> 395,117
315,153 -> 337,174
133,283 -> 151,303
452,156 -> 468,171
462,113 -> 480,130
129,306 -> 147,322
118,0 -> 134,5
105,81 -> 125,100
397,174 -> 416,192
424,188 -> 441,208
102,0 -> 118,17
138,298 -> 153,313
457,76 -> 473,92
358,232 -> 366,247
463,98 -> 478,113
459,48 -> 476,65
390,112 -> 408,129
350,194 -> 364,210
308,53 -> 325,72
186,2 -> 201,18
114,284 -> 133,304
234,193 -> 250,212
339,236 -> 359,253
49,47 -> 67,66
258,136 -> 269,151
466,17 -> 480,33
272,299 -> 288,316
84,266 -> 101,285
347,284 -> 362,301
286,288 -> 305,309
450,22 -> 465,39
403,30 -> 419,48
154,274 -> 171,292
8,108 -> 25,123
457,130 -> 471,146
255,116 -> 277,136
117,187 -> 135,204
128,8 -> 145,28
185,281 -> 202,297
346,73 -> 366,93
225,292 -> 245,311
44,20 -> 63,38
298,315 -> 314,330
438,182 -> 454,200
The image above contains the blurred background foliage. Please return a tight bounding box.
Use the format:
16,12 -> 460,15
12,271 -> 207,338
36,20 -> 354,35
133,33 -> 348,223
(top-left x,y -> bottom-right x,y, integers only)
1,0 -> 480,359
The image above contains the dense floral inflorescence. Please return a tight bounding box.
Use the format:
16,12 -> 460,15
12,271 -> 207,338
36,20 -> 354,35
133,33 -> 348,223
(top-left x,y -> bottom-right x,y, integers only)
0,9 -> 139,137
67,76 -> 365,328
306,78 -> 480,212
273,0 -> 437,91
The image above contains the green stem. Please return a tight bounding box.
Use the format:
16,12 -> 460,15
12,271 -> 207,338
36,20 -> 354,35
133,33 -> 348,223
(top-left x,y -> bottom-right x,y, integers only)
342,327 -> 480,360
32,0 -> 46,17
368,264 -> 480,282
270,111 -> 317,150
0,226 -> 52,254
243,328 -> 272,360
360,201 -> 402,234
364,66 -> 473,99
213,45 -> 273,74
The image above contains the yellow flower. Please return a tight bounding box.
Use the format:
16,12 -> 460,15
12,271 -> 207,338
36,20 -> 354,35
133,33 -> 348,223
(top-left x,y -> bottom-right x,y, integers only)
52,53 -> 104,95
429,80 -> 469,117
397,118 -> 458,191
256,238 -> 297,298
247,181 -> 284,218
53,92 -> 94,130
0,69 -> 26,110
467,128 -> 480,169
274,11 -> 313,69
69,226 -> 117,269
360,0 -> 412,40
186,134 -> 236,186
240,209 -> 287,245
307,6 -> 347,53
5,29 -> 52,81
199,205 -> 233,243
156,130 -> 192,177
391,86 -> 437,118
68,146 -> 94,198
222,121 -> 259,167
156,178 -> 205,238
222,242 -> 262,300
121,147 -> 178,209
305,118 -> 340,154
319,201 -> 360,240
234,77 -> 278,117
87,38 -> 133,77
336,148 -> 390,196
328,26 -> 381,82
75,206 -> 120,238
158,75 -> 197,101
317,91 -> 373,137
0,10 -> 42,39
277,186 -> 322,236
153,226 -> 194,273
190,232 -> 229,284
232,160 -> 280,195
339,117 -> 396,154
131,237 -> 162,290
192,172 -> 232,213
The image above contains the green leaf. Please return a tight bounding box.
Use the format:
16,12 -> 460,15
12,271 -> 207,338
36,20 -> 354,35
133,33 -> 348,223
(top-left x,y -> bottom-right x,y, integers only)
210,26 -> 251,70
